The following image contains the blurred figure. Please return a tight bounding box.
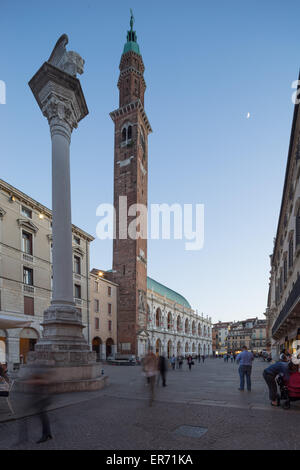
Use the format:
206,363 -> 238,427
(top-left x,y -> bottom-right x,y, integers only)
179,355 -> 183,369
143,349 -> 158,406
187,355 -> 193,371
171,355 -> 176,370
201,355 -> 205,363
158,353 -> 167,387
0,363 -> 9,383
16,364 -> 54,444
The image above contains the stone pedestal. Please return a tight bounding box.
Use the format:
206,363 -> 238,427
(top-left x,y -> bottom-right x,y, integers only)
26,35 -> 102,391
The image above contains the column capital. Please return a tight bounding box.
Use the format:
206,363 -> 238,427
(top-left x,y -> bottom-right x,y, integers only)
29,61 -> 88,134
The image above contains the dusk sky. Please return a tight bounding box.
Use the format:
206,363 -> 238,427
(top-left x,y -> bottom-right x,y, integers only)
1,0 -> 300,323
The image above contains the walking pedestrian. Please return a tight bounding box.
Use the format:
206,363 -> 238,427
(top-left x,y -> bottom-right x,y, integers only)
17,364 -> 54,444
157,353 -> 167,387
143,348 -> 158,406
236,346 -> 254,391
202,355 -> 205,363
179,355 -> 183,369
187,355 -> 193,371
171,355 -> 176,370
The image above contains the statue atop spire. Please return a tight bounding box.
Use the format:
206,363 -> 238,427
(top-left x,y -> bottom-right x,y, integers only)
130,9 -> 134,31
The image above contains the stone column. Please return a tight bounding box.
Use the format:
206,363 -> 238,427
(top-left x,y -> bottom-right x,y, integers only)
25,35 -> 103,392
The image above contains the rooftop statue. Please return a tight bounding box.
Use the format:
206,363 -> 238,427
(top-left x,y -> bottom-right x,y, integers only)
48,34 -> 84,77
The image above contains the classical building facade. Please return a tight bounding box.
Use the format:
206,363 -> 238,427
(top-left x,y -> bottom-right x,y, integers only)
90,269 -> 118,360
145,277 -> 212,358
266,79 -> 300,358
0,179 -> 93,367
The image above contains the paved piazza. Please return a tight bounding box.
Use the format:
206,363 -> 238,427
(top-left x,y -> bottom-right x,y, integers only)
1,358 -> 300,450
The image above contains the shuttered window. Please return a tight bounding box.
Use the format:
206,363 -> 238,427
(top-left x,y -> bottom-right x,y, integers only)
24,296 -> 34,315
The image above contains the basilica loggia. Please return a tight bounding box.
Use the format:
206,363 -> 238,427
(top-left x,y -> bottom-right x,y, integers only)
136,277 -> 212,359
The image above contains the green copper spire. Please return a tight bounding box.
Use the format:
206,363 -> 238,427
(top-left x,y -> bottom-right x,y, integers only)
123,9 -> 141,56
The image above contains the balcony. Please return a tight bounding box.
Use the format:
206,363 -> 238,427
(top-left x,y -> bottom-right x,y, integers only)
272,274 -> 300,338
23,253 -> 34,263
23,284 -> 34,294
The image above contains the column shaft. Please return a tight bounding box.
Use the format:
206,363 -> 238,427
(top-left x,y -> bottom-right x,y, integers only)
51,125 -> 74,305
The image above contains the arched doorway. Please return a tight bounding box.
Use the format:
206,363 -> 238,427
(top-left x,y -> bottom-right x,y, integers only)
185,342 -> 189,355
167,340 -> 172,358
177,341 -> 181,355
0,329 -> 7,364
155,338 -> 162,356
198,343 -> 202,355
19,328 -> 39,364
192,343 -> 196,354
203,343 -> 206,355
92,337 -> 102,361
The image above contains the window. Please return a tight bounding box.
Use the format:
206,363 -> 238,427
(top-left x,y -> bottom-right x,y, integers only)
127,125 -> 132,140
74,256 -> 81,275
74,284 -> 81,299
108,303 -> 112,315
108,320 -> 112,331
23,267 -> 33,285
24,296 -> 34,315
74,236 -> 80,245
284,256 -> 287,283
21,206 -> 32,219
22,231 -> 33,255
94,299 -> 99,313
289,237 -> 294,269
108,286 -> 112,297
95,318 -> 99,330
122,128 -> 127,142
94,281 -> 99,292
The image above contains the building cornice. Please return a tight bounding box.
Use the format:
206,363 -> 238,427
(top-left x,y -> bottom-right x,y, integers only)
0,179 -> 94,242
110,99 -> 152,134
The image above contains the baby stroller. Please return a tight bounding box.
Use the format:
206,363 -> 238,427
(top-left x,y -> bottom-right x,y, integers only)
276,373 -> 300,409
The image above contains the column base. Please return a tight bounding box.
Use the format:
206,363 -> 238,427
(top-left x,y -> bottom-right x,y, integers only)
20,304 -> 105,392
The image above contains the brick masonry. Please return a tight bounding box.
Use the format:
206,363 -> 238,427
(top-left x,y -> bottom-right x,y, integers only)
110,49 -> 151,355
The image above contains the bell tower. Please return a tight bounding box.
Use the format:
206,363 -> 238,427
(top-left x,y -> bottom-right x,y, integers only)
110,12 -> 152,357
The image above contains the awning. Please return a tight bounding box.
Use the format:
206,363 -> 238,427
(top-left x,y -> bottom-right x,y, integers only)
0,312 -> 33,330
